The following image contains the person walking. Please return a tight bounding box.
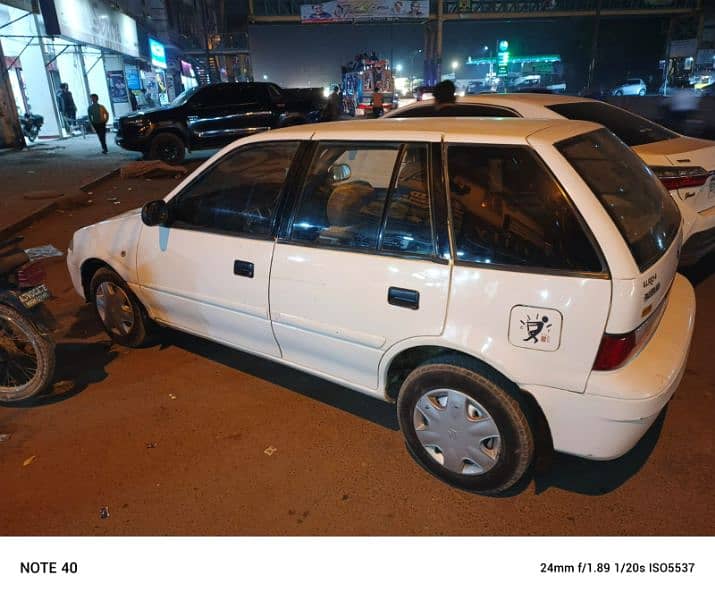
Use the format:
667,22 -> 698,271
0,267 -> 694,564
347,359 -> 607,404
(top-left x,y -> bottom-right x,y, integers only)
321,85 -> 341,121
88,94 -> 110,154
56,83 -> 77,132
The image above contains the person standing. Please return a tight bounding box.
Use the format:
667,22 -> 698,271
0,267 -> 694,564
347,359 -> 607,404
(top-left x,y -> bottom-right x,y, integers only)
371,85 -> 384,118
56,83 -> 77,132
434,79 -> 456,108
88,94 -> 110,154
321,85 -> 341,121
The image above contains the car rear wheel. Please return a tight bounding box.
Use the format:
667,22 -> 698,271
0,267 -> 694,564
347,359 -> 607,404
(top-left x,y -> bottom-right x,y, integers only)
638,89 -> 646,96
614,90 -> 623,96
90,268 -> 153,347
397,357 -> 534,494
149,132 -> 186,164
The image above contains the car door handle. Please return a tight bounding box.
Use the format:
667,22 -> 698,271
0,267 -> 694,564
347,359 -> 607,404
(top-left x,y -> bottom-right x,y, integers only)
234,260 -> 254,278
388,286 -> 419,310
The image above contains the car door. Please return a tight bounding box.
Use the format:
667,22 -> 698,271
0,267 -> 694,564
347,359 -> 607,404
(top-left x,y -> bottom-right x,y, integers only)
269,138 -> 451,390
222,84 -> 275,138
135,140 -> 301,357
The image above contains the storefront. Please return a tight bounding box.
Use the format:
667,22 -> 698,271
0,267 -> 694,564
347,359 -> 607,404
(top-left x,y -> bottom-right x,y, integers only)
0,0 -> 141,138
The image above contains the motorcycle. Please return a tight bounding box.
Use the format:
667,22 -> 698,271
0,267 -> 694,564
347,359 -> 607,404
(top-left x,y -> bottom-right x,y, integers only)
19,109 -> 44,143
0,237 -> 56,402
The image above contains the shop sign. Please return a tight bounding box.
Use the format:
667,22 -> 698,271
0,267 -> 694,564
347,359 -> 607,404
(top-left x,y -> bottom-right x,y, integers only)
124,65 -> 141,90
497,40 -> 509,78
149,38 -> 167,70
40,0 -> 139,57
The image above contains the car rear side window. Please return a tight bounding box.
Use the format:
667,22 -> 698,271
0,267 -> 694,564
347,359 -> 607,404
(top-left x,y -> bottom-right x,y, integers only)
557,129 -> 680,271
447,144 -> 603,273
547,101 -> 676,146
170,141 -> 299,237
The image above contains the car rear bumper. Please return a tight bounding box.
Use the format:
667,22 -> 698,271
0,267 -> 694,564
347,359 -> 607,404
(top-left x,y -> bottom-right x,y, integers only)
523,274 -> 696,460
681,205 -> 715,265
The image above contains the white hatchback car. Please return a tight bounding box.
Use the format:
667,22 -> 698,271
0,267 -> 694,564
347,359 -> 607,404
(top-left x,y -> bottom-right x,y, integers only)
387,94 -> 715,265
612,78 -> 647,96
67,119 -> 695,494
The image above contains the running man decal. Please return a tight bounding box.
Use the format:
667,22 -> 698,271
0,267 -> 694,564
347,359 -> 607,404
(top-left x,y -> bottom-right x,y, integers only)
508,306 -> 562,352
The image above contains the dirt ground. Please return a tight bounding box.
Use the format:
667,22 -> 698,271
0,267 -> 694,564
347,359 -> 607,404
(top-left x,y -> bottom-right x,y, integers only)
1,169 -> 713,535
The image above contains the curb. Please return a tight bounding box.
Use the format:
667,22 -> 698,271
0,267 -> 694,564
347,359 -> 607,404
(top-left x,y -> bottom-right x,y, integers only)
0,201 -> 58,239
1,167 -> 121,239
79,167 -> 121,192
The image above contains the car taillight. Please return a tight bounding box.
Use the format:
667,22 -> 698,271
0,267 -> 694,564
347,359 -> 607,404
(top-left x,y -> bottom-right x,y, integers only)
650,166 -> 711,191
16,261 -> 46,289
593,301 -> 666,371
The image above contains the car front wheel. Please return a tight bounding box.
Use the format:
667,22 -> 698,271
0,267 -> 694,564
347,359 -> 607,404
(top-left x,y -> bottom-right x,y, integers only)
397,358 -> 534,494
90,268 -> 154,347
149,132 -> 186,164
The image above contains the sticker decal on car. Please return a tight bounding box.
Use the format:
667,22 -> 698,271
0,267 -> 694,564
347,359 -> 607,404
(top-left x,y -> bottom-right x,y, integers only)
508,306 -> 563,352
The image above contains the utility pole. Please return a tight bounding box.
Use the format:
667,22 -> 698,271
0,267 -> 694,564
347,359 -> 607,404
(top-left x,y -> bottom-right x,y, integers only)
0,38 -> 24,148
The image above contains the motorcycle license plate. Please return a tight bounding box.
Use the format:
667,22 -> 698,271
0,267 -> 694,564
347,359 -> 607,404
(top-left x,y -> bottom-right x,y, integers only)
18,284 -> 50,309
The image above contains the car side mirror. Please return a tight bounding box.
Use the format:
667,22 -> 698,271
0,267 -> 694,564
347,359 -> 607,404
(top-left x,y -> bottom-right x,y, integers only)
329,163 -> 351,183
141,199 -> 169,227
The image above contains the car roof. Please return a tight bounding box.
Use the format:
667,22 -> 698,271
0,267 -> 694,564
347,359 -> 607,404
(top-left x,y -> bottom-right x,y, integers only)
252,116 -> 600,144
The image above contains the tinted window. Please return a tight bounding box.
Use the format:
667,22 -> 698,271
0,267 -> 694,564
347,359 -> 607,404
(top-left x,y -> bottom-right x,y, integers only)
189,85 -> 228,107
291,144 -> 400,250
290,143 -> 435,257
223,85 -> 261,104
547,101 -> 676,146
381,145 -> 434,256
170,142 -> 299,236
447,145 -> 602,272
390,103 -> 517,118
557,129 -> 680,271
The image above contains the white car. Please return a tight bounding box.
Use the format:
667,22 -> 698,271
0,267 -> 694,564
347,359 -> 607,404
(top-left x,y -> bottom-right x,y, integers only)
612,78 -> 647,96
67,118 -> 695,494
387,94 -> 715,265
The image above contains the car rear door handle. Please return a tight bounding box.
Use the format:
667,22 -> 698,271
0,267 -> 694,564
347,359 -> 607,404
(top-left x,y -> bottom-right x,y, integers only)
388,286 -> 419,310
234,260 -> 254,278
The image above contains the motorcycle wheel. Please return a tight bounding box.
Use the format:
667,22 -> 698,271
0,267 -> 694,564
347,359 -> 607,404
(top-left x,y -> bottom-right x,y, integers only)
27,126 -> 38,142
0,304 -> 55,402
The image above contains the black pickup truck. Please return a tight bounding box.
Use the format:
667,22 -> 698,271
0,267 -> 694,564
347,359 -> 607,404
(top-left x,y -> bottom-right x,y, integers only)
115,82 -> 325,163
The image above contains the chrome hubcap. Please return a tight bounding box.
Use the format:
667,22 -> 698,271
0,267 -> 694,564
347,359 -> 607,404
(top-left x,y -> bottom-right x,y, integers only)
95,282 -> 134,337
0,313 -> 40,394
413,388 -> 501,475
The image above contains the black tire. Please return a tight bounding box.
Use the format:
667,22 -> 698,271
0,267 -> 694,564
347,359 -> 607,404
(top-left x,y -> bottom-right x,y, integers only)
397,357 -> 534,494
638,89 -> 646,96
0,304 -> 55,402
26,126 -> 38,142
89,268 -> 153,347
614,90 -> 623,96
149,132 -> 185,164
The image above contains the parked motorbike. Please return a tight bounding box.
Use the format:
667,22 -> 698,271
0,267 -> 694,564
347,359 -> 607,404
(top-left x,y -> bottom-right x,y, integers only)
19,109 -> 44,142
0,237 -> 55,402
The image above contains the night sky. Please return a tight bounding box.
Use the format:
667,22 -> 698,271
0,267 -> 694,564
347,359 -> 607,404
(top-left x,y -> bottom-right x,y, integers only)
249,16 -> 670,92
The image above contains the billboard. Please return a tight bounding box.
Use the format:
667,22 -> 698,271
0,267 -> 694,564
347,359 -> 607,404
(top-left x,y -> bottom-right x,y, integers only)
149,38 -> 167,70
40,0 -> 139,58
300,1 -> 429,23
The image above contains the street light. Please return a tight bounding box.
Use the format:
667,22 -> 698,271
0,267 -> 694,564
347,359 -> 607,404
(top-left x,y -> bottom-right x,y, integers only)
452,60 -> 459,71
410,49 -> 423,95
262,74 -> 268,80
396,63 -> 403,73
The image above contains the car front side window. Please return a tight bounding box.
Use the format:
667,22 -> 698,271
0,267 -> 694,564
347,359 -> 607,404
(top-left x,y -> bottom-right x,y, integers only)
169,141 -> 300,237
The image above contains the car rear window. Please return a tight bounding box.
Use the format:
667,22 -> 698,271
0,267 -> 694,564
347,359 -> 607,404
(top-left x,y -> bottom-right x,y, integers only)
547,101 -> 676,146
557,129 -> 680,272
389,104 -> 518,118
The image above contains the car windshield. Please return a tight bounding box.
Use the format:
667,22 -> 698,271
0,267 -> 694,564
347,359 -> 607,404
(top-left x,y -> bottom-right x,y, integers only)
557,128 -> 680,272
547,101 -> 677,146
169,87 -> 198,107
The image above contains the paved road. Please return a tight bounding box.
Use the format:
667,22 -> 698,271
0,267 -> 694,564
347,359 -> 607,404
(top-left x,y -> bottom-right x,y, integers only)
1,172 -> 713,535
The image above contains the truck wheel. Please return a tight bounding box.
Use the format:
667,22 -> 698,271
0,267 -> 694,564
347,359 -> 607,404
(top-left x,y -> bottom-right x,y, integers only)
149,132 -> 185,164
90,268 -> 154,347
397,357 -> 534,494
